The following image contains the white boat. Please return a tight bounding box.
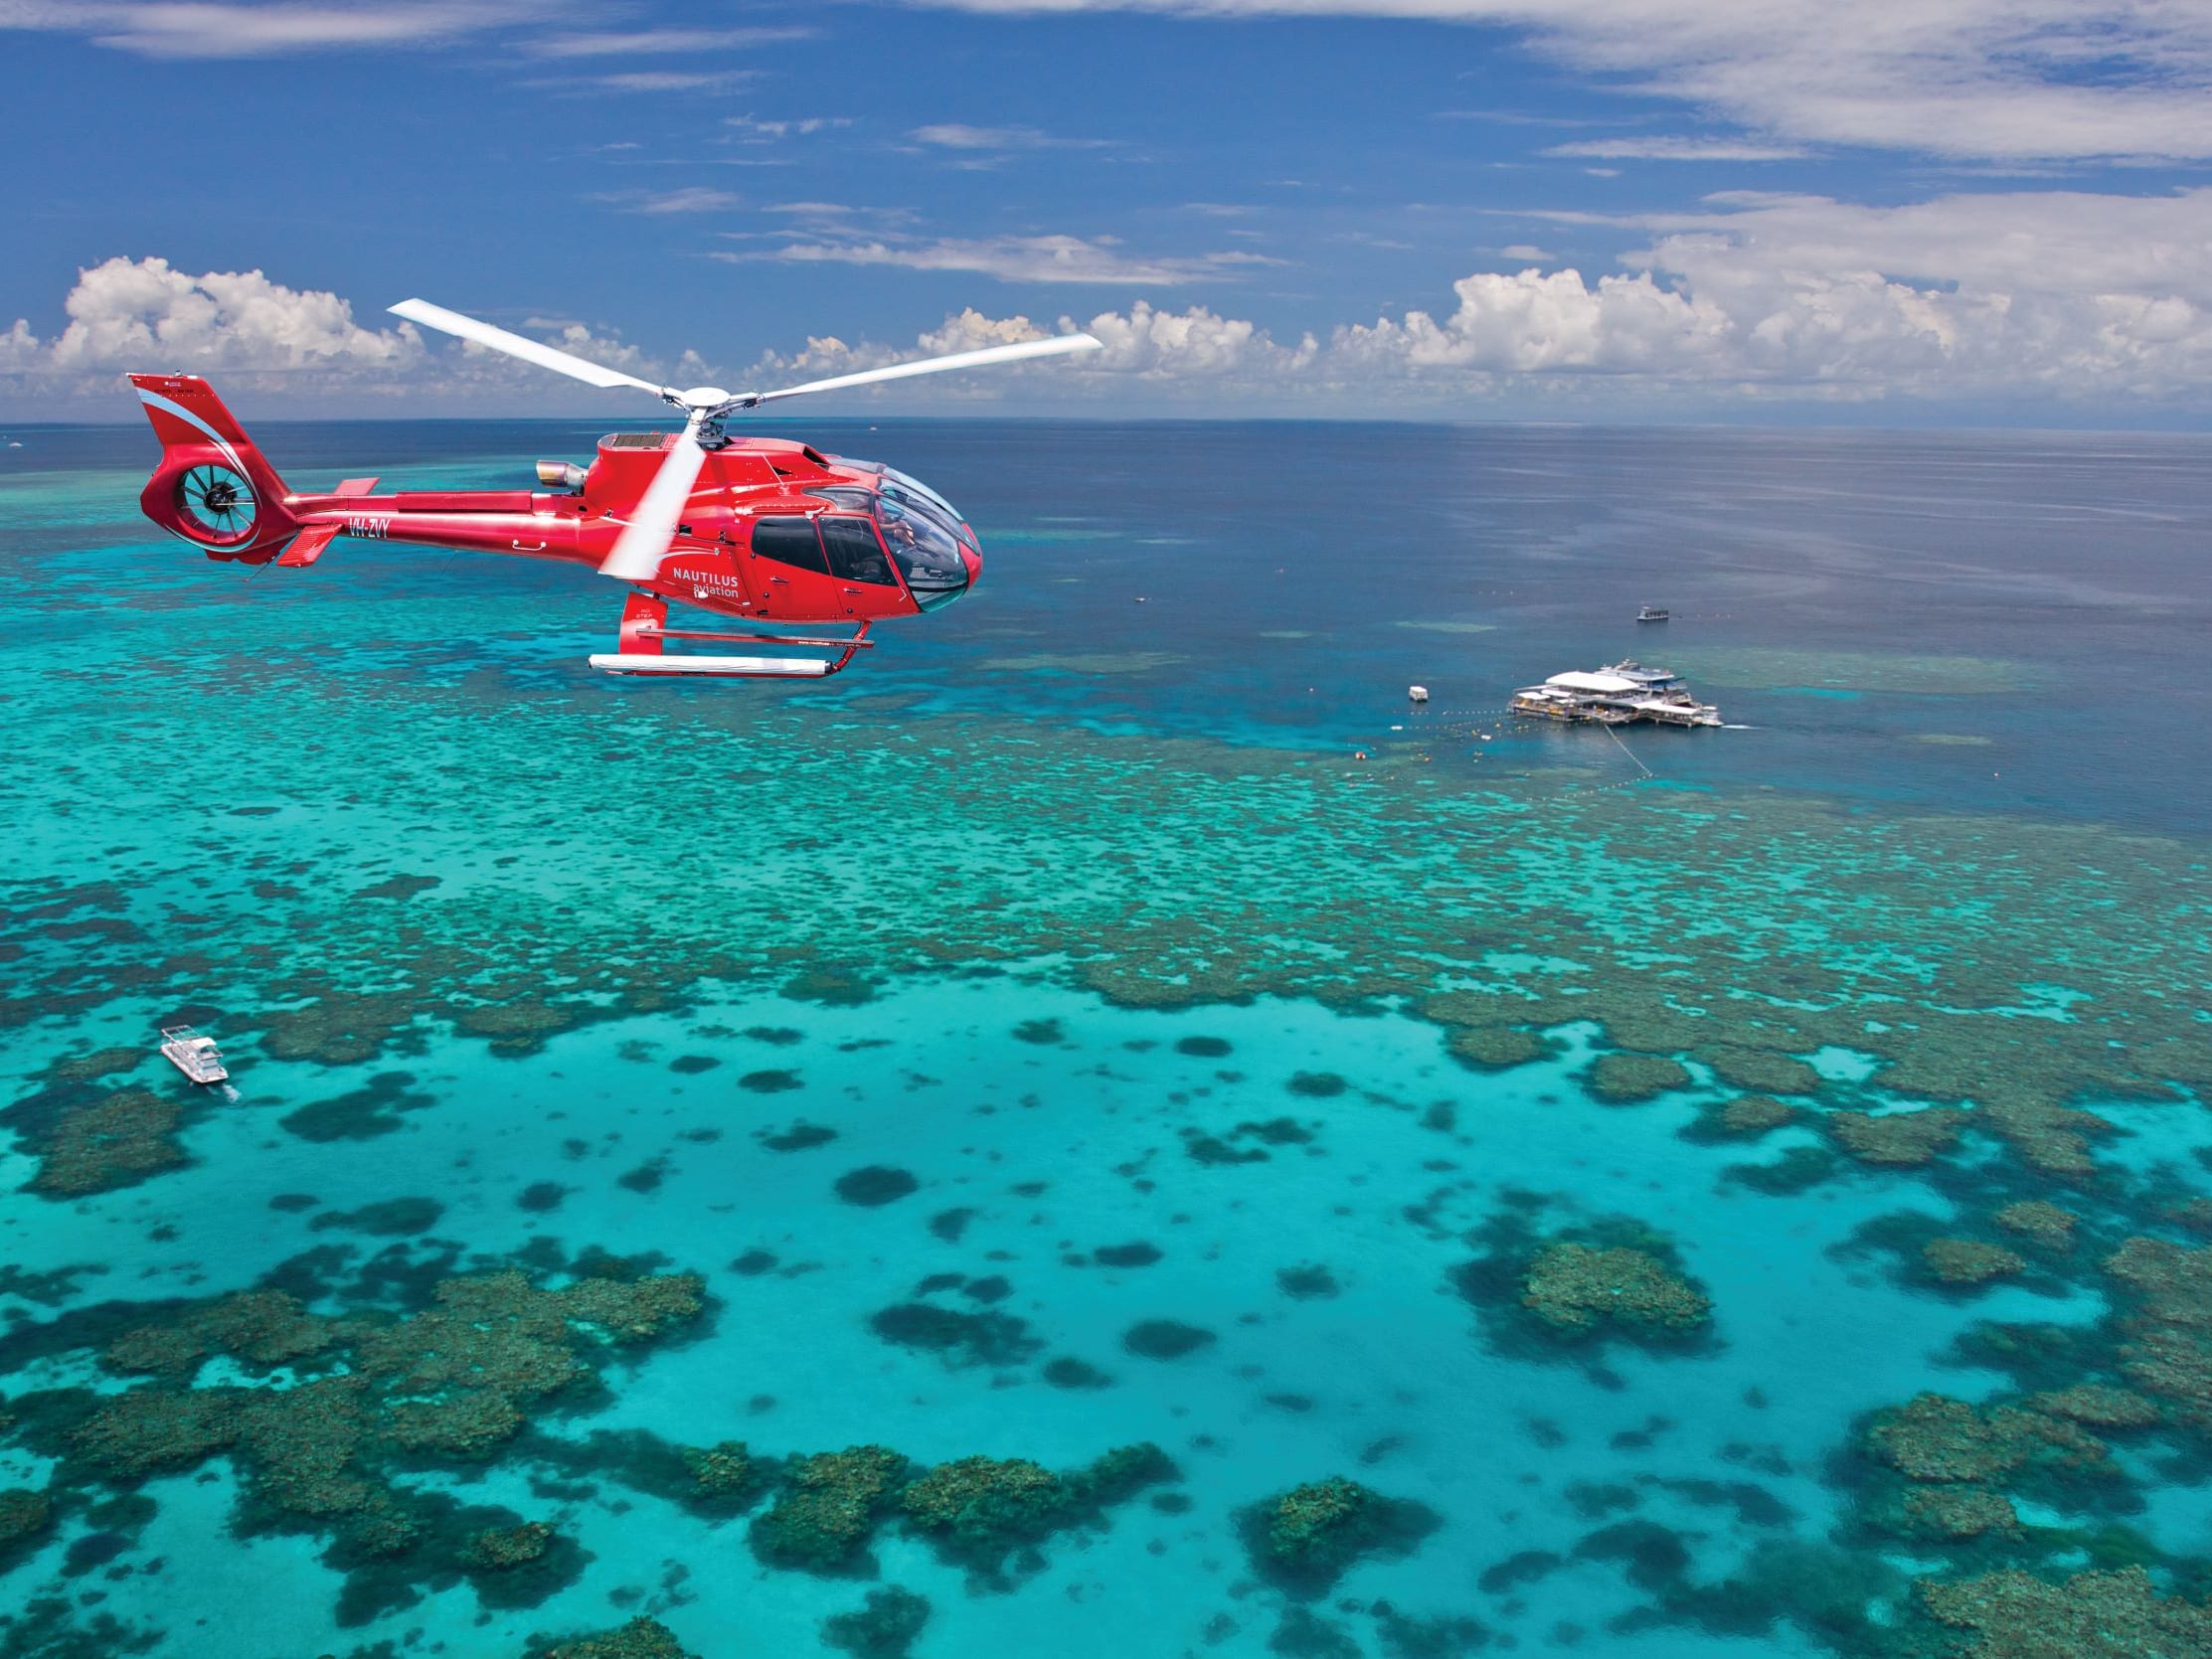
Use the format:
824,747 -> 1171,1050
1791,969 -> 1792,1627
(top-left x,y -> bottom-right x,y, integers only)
160,1026 -> 230,1084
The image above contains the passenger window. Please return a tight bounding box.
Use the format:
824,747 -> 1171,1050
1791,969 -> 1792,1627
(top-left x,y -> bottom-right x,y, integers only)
749,516 -> 827,573
818,515 -> 897,584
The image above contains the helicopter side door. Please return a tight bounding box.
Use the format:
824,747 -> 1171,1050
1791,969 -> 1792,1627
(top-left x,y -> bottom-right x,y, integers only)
744,515 -> 843,622
816,514 -> 907,618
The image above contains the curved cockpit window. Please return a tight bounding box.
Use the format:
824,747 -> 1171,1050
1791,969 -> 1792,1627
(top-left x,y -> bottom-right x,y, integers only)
805,486 -> 877,512
877,490 -> 967,593
829,457 -> 975,547
818,514 -> 899,584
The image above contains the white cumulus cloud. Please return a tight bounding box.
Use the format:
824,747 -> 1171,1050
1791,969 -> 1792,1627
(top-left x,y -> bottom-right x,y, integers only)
0,257 -> 713,405
13,191 -> 2212,415
31,256 -> 420,373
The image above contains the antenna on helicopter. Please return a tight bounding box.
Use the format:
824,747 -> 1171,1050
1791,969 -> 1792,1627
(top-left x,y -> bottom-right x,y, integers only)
388,299 -> 1104,582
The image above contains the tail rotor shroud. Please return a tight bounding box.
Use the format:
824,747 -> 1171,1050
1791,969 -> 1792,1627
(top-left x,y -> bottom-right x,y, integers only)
176,463 -> 257,543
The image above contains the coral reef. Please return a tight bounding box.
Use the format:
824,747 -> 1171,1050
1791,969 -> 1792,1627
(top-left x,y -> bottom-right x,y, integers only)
1824,1106 -> 1968,1167
42,1264 -> 704,1577
1446,1026 -> 1546,1070
48,1046 -> 145,1084
1925,1239 -> 2028,1286
902,1456 -> 1067,1563
1900,1485 -> 2022,1541
1717,1095 -> 1794,1136
822,1586 -> 931,1659
1242,1476 -> 1440,1594
2026,1385 -> 2160,1429
752,1446 -> 911,1569
1698,1046 -> 1821,1095
1917,1567 -> 2212,1658
530,1616 -> 700,1659
684,1440 -> 758,1501
461,1521 -> 554,1570
1993,1201 -> 2078,1253
0,1487 -> 51,1548
1865,1393 -> 2113,1486
28,1088 -> 186,1196
898,1442 -> 1174,1572
1522,1244 -> 1711,1337
2101,1236 -> 2212,1431
1587,1054 -> 1692,1104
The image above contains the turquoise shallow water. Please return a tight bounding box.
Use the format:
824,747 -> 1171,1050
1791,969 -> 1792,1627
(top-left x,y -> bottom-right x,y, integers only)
1,420 -> 2209,1658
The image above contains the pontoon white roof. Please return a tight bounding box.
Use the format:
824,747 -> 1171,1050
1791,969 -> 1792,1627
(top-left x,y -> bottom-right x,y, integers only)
1545,671 -> 1641,694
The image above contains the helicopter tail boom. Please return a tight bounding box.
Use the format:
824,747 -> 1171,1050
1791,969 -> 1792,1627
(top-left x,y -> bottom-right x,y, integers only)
129,374 -> 300,561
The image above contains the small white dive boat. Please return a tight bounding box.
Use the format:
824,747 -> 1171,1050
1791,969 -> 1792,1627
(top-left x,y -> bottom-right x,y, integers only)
160,1026 -> 229,1084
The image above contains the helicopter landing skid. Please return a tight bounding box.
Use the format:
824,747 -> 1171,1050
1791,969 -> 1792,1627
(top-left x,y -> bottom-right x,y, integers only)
588,591 -> 874,679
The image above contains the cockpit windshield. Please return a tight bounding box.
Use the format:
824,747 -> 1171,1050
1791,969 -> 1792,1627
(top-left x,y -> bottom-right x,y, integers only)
829,457 -> 976,548
877,488 -> 968,599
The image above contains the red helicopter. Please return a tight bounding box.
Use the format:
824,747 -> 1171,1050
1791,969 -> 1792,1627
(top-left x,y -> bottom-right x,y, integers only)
131,300 -> 1102,678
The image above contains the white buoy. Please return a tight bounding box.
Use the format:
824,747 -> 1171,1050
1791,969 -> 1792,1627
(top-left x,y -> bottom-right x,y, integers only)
1408,684 -> 1430,703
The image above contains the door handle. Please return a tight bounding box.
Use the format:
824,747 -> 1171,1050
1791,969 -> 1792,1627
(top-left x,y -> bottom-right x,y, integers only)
768,576 -> 789,584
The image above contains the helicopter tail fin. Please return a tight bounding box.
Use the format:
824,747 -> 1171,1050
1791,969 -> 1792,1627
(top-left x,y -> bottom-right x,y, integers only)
129,374 -> 299,561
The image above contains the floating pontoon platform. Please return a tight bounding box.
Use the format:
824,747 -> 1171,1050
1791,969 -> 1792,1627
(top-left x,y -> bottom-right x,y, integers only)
159,1026 -> 229,1084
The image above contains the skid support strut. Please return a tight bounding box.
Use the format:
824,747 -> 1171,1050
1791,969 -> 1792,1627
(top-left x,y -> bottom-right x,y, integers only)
588,591 -> 876,679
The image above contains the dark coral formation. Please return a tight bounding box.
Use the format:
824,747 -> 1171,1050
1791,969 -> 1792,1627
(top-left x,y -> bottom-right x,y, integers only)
2101,1236 -> 2212,1430
2026,1385 -> 2160,1429
1122,1318 -> 1216,1359
1446,1025 -> 1548,1070
834,1166 -> 920,1207
1825,1106 -> 1968,1167
903,1443 -> 1171,1571
868,1301 -> 1042,1369
751,1446 -> 912,1569
530,1616 -> 700,1659
0,1487 -> 52,1550
27,1266 -> 703,1581
1522,1243 -> 1711,1337
1924,1239 -> 2028,1286
1717,1094 -> 1794,1136
1866,1393 -> 2114,1486
1587,1053 -> 1691,1104
461,1520 -> 554,1570
1918,1567 -> 2212,1657
1993,1201 -> 2078,1253
1900,1485 -> 2022,1542
752,1441 -> 1172,1576
684,1440 -> 759,1502
27,1088 -> 186,1196
1242,1476 -> 1440,1594
822,1586 -> 931,1659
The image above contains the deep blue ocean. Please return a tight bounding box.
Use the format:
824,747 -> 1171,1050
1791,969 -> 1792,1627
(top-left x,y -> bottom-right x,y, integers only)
0,419 -> 2207,1659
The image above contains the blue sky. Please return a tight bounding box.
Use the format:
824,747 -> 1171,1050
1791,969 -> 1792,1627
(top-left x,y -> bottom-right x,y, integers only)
4,0 -> 2211,421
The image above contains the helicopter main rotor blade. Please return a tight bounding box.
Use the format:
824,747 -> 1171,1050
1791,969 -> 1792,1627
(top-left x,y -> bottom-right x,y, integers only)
741,333 -> 1104,408
390,299 -> 671,397
599,424 -> 708,583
